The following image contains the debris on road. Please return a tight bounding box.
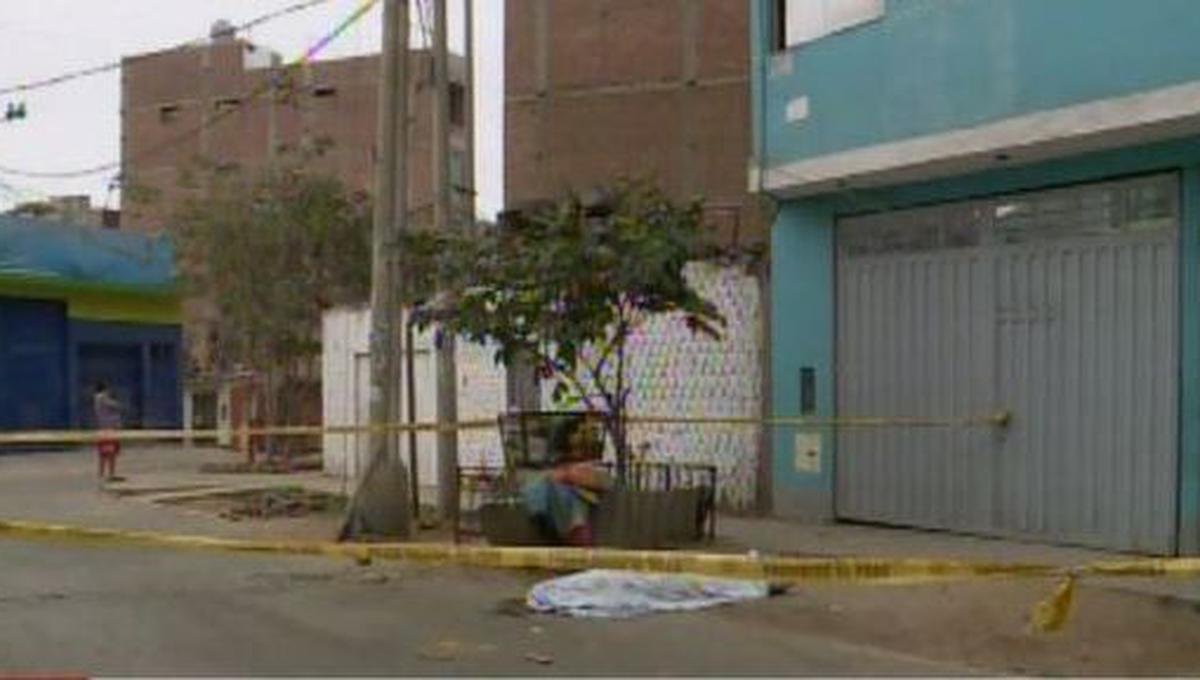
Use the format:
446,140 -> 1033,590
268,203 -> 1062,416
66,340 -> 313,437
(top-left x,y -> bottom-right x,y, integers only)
524,652 -> 555,665
526,569 -> 770,619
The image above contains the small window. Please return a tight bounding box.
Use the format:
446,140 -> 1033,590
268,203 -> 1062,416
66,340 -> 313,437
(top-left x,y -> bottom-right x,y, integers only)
775,0 -> 884,51
158,103 -> 181,124
449,83 -> 466,127
313,85 -> 338,99
213,97 -> 242,113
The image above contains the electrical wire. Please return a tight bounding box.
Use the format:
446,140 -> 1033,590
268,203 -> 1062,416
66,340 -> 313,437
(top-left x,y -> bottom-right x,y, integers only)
0,0 -> 381,181
0,0 -> 336,98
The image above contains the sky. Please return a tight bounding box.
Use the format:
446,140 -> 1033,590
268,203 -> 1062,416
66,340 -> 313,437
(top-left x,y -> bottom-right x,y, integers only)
0,0 -> 504,219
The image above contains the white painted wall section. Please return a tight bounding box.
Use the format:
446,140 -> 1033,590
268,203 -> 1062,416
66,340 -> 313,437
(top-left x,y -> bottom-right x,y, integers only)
321,307 -> 507,503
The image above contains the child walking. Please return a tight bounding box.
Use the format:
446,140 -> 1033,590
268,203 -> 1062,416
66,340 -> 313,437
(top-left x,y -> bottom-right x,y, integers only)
93,382 -> 122,481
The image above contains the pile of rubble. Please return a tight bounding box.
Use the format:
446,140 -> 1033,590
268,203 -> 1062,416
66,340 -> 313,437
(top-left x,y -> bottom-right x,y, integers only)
200,454 -> 324,475
219,488 -> 342,521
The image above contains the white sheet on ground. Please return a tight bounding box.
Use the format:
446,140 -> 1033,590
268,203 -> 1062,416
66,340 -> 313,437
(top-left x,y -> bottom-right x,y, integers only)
526,569 -> 769,619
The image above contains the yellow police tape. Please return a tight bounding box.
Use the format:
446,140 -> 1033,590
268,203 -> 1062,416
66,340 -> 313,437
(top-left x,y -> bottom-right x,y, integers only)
0,517 -> 1195,633
0,411 -> 1012,446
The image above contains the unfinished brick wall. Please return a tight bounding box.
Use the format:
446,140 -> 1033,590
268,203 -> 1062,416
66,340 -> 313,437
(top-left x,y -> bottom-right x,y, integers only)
504,0 -> 766,248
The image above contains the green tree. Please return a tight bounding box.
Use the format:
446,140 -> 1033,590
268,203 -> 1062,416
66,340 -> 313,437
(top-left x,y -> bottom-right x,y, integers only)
175,150 -> 371,448
404,183 -> 725,480
8,201 -> 55,218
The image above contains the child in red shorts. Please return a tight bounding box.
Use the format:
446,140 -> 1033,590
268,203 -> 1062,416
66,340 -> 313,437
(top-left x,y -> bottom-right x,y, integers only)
93,382 -> 123,480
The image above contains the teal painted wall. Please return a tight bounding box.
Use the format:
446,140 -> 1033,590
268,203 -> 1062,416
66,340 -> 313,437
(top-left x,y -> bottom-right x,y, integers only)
771,201 -> 835,518
754,0 -> 1200,168
769,137 -> 1200,551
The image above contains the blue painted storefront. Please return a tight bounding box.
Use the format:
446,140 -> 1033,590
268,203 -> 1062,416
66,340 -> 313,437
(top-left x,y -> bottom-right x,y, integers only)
0,302 -> 183,433
0,217 -> 182,436
755,0 -> 1200,552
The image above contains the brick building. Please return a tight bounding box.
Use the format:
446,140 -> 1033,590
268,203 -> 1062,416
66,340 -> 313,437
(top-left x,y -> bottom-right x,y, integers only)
120,23 -> 468,372
505,0 -> 764,248
121,25 -> 468,233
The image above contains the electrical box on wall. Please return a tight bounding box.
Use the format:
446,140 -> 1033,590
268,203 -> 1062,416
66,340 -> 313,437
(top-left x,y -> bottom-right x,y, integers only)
793,433 -> 822,474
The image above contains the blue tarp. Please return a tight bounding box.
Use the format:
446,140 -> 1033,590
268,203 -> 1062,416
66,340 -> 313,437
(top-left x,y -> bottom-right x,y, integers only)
0,215 -> 176,293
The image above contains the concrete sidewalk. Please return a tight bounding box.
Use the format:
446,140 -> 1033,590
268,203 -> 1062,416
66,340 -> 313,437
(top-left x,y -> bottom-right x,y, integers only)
0,445 -> 348,541
718,516 -> 1104,564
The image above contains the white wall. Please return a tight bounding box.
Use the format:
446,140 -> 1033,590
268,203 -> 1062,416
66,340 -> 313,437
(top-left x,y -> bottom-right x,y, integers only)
321,306 -> 507,503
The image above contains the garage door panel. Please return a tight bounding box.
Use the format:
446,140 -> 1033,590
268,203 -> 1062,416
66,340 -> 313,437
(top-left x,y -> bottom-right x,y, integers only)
835,174 -> 1179,554
993,236 -> 1177,552
836,251 -> 993,528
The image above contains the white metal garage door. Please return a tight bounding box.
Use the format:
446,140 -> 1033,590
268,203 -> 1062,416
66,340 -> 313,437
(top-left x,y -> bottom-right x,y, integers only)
835,174 -> 1180,554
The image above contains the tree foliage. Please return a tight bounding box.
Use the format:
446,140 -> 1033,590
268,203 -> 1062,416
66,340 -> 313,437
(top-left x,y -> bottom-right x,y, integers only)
402,182 -> 725,477
175,150 -> 372,433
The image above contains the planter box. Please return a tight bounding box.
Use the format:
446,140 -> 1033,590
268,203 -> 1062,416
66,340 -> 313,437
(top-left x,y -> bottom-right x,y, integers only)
479,487 -> 706,549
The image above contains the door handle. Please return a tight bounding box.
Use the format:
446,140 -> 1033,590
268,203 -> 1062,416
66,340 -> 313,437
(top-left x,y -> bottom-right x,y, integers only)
990,410 -> 1013,430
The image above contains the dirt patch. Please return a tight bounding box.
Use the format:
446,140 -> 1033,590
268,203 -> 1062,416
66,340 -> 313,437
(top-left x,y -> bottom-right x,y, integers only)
198,454 -> 323,475
107,484 -> 219,498
718,579 -> 1200,675
159,486 -> 347,522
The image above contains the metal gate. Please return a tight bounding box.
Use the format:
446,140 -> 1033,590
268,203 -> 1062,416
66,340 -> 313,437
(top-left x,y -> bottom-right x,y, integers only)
835,174 -> 1180,554
0,298 -> 68,431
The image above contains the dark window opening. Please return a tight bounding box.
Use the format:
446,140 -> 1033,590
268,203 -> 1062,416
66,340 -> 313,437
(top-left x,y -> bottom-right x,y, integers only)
213,97 -> 242,113
449,83 -> 466,127
158,103 -> 181,124
313,85 -> 338,99
773,0 -> 787,52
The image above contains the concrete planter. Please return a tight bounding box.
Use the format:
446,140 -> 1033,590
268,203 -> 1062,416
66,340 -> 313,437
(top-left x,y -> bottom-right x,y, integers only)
479,486 -> 707,549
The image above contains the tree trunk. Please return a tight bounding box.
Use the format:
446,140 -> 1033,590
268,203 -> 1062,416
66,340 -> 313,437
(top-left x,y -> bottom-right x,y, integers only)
612,331 -> 630,483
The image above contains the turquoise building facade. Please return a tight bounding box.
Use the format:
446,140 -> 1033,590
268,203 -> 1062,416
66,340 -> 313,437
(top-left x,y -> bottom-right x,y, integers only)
755,0 -> 1200,554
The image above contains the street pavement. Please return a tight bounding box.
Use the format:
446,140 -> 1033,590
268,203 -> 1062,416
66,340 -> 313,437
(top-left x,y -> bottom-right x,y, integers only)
0,539 -> 965,676
3,446 -> 1200,675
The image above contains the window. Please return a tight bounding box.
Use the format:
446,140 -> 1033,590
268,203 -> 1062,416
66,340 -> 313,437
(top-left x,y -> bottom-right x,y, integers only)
158,103 -> 181,124
449,83 -> 466,127
213,97 -> 241,113
775,0 -> 884,51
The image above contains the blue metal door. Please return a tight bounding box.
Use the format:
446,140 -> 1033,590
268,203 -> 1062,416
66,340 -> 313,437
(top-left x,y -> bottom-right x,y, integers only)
144,343 -> 180,428
0,298 -> 68,431
77,344 -> 143,429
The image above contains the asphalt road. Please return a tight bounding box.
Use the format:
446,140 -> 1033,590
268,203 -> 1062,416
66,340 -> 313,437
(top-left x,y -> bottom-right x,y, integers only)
0,538 -> 964,676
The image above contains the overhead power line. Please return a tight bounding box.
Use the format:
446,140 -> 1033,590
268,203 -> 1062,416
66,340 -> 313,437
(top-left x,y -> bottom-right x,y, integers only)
0,0 -> 380,181
0,0 -> 335,98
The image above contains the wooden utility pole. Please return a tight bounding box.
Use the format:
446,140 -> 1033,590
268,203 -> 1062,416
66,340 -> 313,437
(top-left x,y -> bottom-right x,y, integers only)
432,0 -> 459,518
358,0 -> 412,538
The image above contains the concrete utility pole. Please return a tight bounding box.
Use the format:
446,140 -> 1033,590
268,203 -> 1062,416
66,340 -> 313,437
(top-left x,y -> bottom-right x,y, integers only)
464,0 -> 476,223
432,0 -> 460,518
357,0 -> 412,538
